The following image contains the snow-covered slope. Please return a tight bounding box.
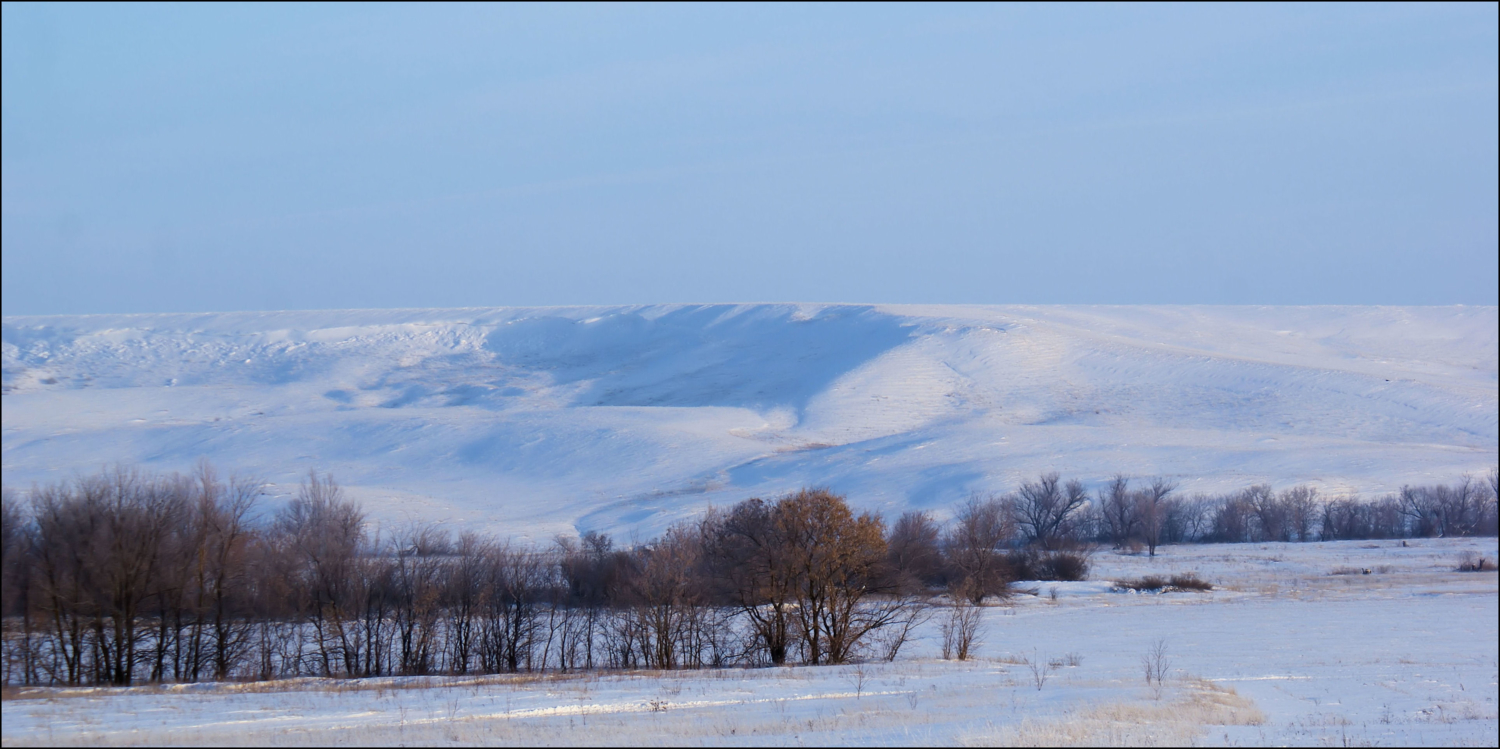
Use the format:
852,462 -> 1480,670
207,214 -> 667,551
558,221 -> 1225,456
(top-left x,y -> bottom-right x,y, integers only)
3,305 -> 1495,538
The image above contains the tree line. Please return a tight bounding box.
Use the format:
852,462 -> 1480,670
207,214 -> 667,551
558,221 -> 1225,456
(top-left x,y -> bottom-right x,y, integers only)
1,463 -> 1495,686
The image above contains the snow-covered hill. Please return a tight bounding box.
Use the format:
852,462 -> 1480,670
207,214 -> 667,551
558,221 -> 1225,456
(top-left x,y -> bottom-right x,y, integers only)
3,305 -> 1495,539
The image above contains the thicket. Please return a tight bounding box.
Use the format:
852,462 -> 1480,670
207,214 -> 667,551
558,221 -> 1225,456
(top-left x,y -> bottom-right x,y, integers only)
1,464 -> 1494,686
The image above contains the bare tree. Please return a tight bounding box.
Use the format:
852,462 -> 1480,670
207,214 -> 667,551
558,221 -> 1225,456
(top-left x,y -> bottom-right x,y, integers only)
1209,491 -> 1252,543
1398,485 -> 1440,538
444,532 -> 486,675
29,482 -> 91,685
943,494 -> 1014,603
1180,494 -> 1216,543
568,530 -> 622,669
886,510 -> 944,593
1437,476 -> 1484,537
477,542 -> 546,673
870,595 -> 931,662
1021,650 -> 1055,690
391,524 -> 446,675
26,468 -> 193,686
1281,485 -> 1319,542
939,596 -> 983,661
96,469 -> 189,685
147,477 -> 199,683
2,488 -> 38,685
193,464 -> 262,681
1137,478 -> 1177,557
1321,495 -> 1362,541
1485,466 -> 1500,536
1142,638 -> 1171,699
1099,474 -> 1138,548
1013,474 -> 1089,550
274,471 -> 366,676
617,524 -> 704,670
701,499 -> 798,665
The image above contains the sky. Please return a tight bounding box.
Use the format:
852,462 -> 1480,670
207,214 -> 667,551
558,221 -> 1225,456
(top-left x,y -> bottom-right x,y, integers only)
2,3 -> 1496,315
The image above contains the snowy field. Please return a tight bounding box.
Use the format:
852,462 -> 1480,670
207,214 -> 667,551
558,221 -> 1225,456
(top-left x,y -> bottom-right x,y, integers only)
3,304 -> 1495,539
3,537 -> 1495,747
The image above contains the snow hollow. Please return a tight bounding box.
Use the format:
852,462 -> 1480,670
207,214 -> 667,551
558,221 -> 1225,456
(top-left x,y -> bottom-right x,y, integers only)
2,304 -> 1495,539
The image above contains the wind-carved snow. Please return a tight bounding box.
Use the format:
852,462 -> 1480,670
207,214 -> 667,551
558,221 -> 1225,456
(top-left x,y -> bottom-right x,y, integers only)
2,304 -> 1495,539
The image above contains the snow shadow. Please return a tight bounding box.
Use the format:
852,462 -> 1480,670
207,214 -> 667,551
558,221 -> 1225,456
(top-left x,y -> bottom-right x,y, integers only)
482,304 -> 914,413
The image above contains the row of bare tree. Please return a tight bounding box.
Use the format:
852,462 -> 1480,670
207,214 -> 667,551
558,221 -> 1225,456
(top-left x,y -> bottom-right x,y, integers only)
1083,471 -> 1499,548
2,464 -> 1495,686
889,468 -> 1497,571
0,471 -> 933,686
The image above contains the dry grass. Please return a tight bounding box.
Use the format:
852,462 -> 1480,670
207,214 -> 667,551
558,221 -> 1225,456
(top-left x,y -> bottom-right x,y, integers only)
961,677 -> 1265,747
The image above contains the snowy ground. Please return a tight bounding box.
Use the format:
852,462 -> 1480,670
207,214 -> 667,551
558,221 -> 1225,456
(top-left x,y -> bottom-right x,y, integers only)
3,304 -> 1495,540
4,537 -> 1495,747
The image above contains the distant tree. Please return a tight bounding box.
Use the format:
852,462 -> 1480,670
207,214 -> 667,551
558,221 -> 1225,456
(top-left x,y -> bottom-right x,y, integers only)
557,529 -> 619,669
886,510 -> 944,592
1398,485 -> 1440,537
1013,474 -> 1057,546
1485,467 -> 1500,536
1320,495 -> 1367,541
444,532 -> 487,674
1174,494 -> 1216,543
943,494 -> 1013,603
1244,484 -> 1284,542
188,463 -> 262,681
618,523 -> 705,670
391,524 -> 447,675
1281,486 -> 1319,542
479,541 -> 546,673
274,471 -> 366,676
1136,478 -> 1177,557
1013,474 -> 1089,550
1099,474 -> 1138,548
1,488 -> 37,685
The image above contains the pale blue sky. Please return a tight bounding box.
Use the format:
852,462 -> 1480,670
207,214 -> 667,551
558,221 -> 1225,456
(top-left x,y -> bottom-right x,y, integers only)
3,2 -> 1496,314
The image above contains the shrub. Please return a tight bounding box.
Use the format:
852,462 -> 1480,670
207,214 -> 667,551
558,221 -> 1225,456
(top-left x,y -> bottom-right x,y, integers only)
1004,548 -> 1040,580
1040,550 -> 1091,581
1115,575 -> 1168,591
1004,547 -> 1092,582
1456,551 -> 1497,572
939,597 -> 983,661
1167,573 -> 1213,591
1021,650 -> 1055,690
1114,573 -> 1212,592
